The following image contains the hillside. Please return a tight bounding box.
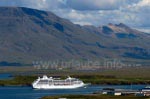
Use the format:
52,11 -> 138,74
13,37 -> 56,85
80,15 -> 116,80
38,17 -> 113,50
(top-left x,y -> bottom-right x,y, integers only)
0,7 -> 149,65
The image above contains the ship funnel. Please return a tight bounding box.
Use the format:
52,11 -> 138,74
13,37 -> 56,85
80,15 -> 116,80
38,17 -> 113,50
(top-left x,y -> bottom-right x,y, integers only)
43,75 -> 48,79
68,76 -> 72,79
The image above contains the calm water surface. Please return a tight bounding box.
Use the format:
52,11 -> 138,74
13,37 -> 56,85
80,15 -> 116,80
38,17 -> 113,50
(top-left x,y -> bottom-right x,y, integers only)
0,73 -> 13,80
0,85 -> 147,99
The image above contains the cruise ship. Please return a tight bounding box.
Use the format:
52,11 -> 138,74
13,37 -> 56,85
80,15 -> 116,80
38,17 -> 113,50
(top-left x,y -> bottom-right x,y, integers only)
32,75 -> 86,89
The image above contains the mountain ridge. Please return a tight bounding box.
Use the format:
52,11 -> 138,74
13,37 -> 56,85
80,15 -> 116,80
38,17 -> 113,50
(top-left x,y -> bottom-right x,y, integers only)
0,7 -> 149,65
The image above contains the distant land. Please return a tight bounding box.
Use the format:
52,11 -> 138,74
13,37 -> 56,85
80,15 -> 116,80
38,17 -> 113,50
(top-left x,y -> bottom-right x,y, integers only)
0,7 -> 150,66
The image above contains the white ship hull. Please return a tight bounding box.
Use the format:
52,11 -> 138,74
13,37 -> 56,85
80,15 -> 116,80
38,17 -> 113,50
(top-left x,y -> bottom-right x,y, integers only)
32,75 -> 87,89
33,83 -> 85,89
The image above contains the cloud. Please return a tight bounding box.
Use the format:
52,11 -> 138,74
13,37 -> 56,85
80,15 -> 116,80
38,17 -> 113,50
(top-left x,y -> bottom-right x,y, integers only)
63,0 -> 150,27
135,27 -> 150,33
0,0 -> 66,9
66,0 -> 140,10
0,0 -> 149,28
137,0 -> 150,6
122,0 -> 150,27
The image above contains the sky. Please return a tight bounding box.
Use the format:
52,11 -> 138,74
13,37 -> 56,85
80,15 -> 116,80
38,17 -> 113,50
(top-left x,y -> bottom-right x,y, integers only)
0,0 -> 150,31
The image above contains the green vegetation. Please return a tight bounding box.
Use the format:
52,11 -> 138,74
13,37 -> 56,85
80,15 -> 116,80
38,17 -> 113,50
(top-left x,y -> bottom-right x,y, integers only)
69,75 -> 150,85
0,76 -> 36,86
0,74 -> 150,86
41,95 -> 149,99
1,67 -> 150,86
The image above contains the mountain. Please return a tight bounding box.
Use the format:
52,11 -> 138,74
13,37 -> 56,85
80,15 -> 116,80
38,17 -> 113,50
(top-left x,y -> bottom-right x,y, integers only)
0,7 -> 150,65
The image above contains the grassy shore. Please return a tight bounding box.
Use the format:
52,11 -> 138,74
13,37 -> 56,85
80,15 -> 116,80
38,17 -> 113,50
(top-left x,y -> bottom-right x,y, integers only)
41,95 -> 149,99
1,67 -> 150,86
1,74 -> 150,86
0,76 -> 36,86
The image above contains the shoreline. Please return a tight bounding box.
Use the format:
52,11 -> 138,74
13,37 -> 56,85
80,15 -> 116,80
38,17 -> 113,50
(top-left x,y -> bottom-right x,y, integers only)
1,75 -> 150,86
41,94 -> 148,99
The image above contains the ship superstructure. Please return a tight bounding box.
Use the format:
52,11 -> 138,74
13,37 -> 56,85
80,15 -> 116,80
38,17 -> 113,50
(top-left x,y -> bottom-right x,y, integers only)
32,75 -> 86,89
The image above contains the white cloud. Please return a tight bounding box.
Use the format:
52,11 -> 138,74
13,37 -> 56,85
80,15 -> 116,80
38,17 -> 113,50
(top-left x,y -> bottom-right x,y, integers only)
137,0 -> 150,6
134,27 -> 150,33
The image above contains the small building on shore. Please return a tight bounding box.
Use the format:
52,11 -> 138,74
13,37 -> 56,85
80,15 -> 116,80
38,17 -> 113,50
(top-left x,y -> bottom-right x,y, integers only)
102,88 -> 122,96
102,88 -> 141,96
139,86 -> 150,96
